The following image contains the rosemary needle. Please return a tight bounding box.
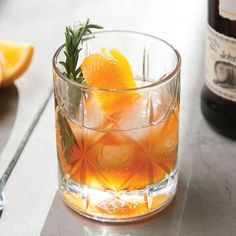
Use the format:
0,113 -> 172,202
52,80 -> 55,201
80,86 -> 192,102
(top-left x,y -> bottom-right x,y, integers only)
59,19 -> 103,83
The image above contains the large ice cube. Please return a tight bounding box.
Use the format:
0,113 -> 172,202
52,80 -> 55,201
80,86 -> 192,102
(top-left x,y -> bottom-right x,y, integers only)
97,145 -> 133,170
119,90 -> 172,130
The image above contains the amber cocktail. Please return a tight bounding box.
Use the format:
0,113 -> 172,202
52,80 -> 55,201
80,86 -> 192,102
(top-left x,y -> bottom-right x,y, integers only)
53,31 -> 181,222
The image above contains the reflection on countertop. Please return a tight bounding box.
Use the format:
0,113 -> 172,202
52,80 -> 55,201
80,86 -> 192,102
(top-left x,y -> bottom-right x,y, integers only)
0,85 -> 18,155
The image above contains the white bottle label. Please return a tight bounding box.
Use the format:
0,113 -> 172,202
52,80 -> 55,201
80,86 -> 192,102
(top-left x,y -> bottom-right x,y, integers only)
205,25 -> 236,102
219,0 -> 236,21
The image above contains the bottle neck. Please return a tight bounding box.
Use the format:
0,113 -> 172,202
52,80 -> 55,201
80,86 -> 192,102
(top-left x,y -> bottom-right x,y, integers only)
208,0 -> 236,38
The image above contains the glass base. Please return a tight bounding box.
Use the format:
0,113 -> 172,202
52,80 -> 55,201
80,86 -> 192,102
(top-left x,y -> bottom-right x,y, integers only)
59,169 -> 177,222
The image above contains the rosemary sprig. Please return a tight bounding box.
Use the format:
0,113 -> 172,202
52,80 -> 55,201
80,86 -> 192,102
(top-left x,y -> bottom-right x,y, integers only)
59,19 -> 103,83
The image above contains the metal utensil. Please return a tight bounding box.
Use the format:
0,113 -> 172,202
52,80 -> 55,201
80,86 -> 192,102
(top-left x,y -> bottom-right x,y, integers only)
0,88 -> 53,218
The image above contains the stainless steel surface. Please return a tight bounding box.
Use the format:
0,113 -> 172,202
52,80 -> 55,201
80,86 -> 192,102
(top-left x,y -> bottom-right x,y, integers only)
0,187 -> 4,218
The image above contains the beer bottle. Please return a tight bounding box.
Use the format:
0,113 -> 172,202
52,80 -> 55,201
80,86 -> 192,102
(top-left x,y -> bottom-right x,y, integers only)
201,0 -> 236,139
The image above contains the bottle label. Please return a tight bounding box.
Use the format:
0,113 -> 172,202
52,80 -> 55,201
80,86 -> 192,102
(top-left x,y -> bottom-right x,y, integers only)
205,25 -> 236,102
219,0 -> 236,21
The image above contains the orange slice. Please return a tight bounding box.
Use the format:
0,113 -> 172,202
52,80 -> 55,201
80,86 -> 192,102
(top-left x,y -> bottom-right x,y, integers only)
0,41 -> 34,87
81,48 -> 140,113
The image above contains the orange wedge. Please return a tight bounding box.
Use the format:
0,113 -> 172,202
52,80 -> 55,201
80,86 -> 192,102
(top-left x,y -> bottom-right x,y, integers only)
0,41 -> 34,87
81,48 -> 140,113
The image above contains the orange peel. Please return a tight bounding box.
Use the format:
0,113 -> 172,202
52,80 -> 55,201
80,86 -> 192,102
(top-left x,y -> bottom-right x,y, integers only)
81,48 -> 140,113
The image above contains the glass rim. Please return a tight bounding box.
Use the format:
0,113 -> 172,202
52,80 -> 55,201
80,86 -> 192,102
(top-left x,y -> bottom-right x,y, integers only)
53,30 -> 181,92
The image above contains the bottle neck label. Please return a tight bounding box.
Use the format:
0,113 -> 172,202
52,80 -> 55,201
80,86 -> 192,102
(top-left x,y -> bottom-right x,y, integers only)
219,0 -> 236,21
205,25 -> 236,102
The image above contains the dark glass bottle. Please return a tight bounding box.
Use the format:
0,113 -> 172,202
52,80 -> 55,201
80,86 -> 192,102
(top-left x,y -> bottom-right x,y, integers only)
201,0 -> 236,139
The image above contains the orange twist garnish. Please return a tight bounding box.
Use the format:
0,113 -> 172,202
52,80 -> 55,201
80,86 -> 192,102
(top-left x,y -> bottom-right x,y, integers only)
81,48 -> 140,113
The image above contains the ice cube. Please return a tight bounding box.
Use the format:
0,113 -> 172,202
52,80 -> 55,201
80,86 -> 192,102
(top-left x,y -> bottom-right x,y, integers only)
97,145 -> 133,170
118,90 -> 171,130
118,95 -> 148,130
83,93 -> 103,129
